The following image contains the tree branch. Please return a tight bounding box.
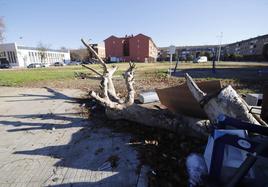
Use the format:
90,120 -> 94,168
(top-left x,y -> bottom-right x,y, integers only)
82,64 -> 102,77
81,38 -> 108,73
124,62 -> 136,105
81,38 -> 121,102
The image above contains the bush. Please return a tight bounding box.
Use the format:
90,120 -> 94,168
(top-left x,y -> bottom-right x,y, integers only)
186,54 -> 194,61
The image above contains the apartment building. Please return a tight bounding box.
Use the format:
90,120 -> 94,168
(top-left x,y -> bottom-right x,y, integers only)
158,34 -> 268,61
223,34 -> 268,60
158,45 -> 220,61
104,34 -> 158,62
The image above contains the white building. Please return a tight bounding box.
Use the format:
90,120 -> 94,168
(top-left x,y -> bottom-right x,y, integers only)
0,43 -> 70,68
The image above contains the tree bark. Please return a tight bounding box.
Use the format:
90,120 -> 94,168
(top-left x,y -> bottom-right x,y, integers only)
105,103 -> 209,138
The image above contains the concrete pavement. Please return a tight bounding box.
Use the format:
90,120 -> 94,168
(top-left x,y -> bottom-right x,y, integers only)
0,87 -> 146,187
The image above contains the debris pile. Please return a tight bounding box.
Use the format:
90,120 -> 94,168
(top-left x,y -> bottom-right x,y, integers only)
86,99 -> 206,186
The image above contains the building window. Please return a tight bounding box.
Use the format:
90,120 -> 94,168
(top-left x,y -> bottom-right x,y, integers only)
0,51 -> 5,57
7,51 -> 12,63
11,51 -> 16,63
123,40 -> 130,56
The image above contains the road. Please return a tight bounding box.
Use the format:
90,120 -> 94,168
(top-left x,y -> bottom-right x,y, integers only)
0,87 -> 146,187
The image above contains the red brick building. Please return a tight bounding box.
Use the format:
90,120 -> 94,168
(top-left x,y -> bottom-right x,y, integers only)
104,34 -> 158,62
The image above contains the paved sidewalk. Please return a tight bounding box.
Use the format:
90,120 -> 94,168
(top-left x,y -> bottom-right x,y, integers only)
0,87 -> 145,187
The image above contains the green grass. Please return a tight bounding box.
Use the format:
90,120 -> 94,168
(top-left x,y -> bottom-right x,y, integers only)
0,61 -> 267,86
0,66 -> 85,86
0,63 -> 172,86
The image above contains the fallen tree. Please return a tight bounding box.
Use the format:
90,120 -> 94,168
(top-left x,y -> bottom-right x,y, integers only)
81,39 -> 208,137
81,39 -> 264,139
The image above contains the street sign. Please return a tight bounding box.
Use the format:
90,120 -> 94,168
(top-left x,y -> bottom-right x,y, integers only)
169,45 -> 176,55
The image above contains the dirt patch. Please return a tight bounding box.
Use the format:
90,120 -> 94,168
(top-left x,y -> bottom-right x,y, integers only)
20,71 -> 267,96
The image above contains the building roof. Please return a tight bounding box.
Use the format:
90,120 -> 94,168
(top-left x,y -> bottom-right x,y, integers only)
17,46 -> 69,53
0,43 -> 15,46
103,35 -> 118,41
158,44 -> 223,51
228,34 -> 268,46
136,34 -> 158,49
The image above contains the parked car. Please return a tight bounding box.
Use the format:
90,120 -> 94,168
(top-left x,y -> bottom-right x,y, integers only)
41,63 -> 50,68
0,63 -> 11,69
27,63 -> 42,68
0,58 -> 11,69
193,56 -> 208,63
53,62 -> 66,66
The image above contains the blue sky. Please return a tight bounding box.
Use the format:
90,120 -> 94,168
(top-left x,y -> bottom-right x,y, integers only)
0,0 -> 267,49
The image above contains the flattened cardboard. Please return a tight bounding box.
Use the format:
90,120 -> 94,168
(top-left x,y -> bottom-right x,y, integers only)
156,81 -> 222,118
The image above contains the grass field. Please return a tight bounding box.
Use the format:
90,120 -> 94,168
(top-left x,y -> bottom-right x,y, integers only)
0,61 -> 268,88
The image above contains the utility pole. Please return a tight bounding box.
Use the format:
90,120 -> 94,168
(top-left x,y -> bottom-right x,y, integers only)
217,32 -> 223,63
212,48 -> 216,73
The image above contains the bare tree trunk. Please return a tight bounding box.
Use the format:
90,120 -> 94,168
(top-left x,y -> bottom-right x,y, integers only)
105,104 -> 209,138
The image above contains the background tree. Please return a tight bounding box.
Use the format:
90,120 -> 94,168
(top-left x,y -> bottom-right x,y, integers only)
70,51 -> 81,61
37,42 -> 49,64
186,53 -> 194,62
203,51 -> 212,60
234,54 -> 243,61
70,48 -> 90,62
262,43 -> 268,60
0,17 -> 5,43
